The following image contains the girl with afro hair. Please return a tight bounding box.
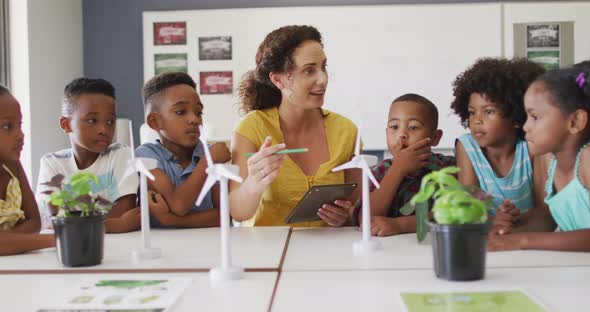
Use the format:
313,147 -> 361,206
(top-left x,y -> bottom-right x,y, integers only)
451,58 -> 544,222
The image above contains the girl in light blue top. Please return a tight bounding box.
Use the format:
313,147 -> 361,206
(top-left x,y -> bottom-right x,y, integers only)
451,58 -> 544,216
457,134 -> 533,214
489,65 -> 590,252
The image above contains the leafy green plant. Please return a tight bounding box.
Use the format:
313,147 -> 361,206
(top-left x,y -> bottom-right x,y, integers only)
400,166 -> 492,242
41,172 -> 112,218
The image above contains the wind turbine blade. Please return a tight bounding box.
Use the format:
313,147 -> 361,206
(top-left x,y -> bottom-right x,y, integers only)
361,161 -> 380,189
128,120 -> 136,159
362,155 -> 379,167
332,160 -> 359,172
218,165 -> 243,183
119,165 -> 138,187
196,175 -> 217,206
354,128 -> 361,156
199,125 -> 214,166
137,157 -> 157,170
136,161 -> 156,181
225,164 -> 240,175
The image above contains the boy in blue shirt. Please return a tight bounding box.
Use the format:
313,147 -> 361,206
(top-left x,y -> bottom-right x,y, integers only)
136,72 -> 229,228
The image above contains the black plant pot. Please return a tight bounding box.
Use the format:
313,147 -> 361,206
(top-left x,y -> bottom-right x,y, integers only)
428,221 -> 490,281
52,213 -> 105,267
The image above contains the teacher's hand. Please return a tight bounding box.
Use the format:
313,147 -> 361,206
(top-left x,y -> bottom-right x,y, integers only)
246,136 -> 286,191
318,200 -> 354,227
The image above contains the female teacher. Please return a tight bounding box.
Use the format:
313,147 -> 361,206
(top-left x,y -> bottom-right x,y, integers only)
229,25 -> 360,227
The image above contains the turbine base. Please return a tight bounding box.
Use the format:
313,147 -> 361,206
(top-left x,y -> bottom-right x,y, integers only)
132,247 -> 162,261
353,239 -> 380,256
209,266 -> 244,284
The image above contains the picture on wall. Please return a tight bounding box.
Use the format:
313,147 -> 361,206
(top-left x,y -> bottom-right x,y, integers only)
526,24 -> 559,48
198,36 -> 232,60
199,71 -> 233,95
154,53 -> 188,75
153,22 -> 187,45
527,50 -> 560,70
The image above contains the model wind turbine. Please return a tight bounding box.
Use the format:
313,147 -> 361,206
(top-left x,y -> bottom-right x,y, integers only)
121,120 -> 161,261
195,126 -> 244,282
332,127 -> 381,255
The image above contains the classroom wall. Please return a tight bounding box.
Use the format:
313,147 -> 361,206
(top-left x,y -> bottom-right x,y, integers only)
9,0 -> 82,186
142,4 -> 503,150
83,0 -> 581,150
8,0 -> 31,178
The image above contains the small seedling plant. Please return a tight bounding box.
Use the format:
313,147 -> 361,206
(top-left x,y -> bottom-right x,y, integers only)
400,166 -> 492,242
41,172 -> 113,218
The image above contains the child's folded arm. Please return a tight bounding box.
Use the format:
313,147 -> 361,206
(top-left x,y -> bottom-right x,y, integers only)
0,233 -> 55,256
155,207 -> 220,228
147,163 -> 208,216
510,230 -> 590,252
392,212 -> 434,234
369,167 -> 406,218
513,205 -> 555,233
148,185 -> 221,228
512,154 -> 556,233
370,213 -> 434,237
11,218 -> 41,234
106,194 -> 136,218
455,140 -> 479,187
12,161 -> 41,233
104,195 -> 141,233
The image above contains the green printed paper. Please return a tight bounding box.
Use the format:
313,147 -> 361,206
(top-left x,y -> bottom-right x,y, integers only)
42,278 -> 190,311
401,290 -> 545,312
95,280 -> 166,289
69,295 -> 94,304
103,295 -> 123,305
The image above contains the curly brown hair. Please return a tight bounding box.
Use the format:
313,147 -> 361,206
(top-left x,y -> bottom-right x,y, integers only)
238,25 -> 322,113
450,58 -> 545,138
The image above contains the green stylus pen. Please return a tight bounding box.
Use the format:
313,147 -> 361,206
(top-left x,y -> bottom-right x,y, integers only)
245,148 -> 309,157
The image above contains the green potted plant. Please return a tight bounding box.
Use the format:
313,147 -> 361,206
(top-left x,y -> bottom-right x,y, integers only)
41,172 -> 112,267
400,166 -> 492,281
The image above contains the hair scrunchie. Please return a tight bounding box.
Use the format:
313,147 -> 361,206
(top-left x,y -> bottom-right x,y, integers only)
576,72 -> 587,89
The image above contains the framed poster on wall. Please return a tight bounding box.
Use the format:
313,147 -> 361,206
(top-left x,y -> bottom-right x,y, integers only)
198,36 -> 232,60
199,71 -> 233,95
153,22 -> 187,45
154,53 -> 188,74
514,21 -> 574,70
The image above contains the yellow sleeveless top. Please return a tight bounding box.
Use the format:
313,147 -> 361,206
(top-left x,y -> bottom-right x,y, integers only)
234,107 -> 358,227
0,164 -> 24,231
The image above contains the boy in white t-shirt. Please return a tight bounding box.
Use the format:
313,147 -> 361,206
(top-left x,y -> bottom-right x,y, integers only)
35,78 -> 142,232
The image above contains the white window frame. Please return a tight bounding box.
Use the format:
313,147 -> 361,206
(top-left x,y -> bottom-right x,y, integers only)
0,0 -> 9,88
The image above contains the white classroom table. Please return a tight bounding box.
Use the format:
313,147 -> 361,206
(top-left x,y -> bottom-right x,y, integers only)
0,227 -> 290,272
0,272 -> 277,311
272,267 -> 590,312
283,227 -> 590,271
